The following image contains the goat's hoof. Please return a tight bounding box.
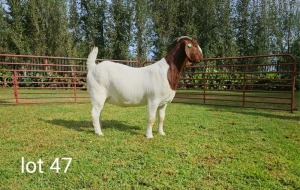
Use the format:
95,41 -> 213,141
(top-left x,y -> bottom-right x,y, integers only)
159,132 -> 166,136
95,132 -> 104,136
146,134 -> 154,139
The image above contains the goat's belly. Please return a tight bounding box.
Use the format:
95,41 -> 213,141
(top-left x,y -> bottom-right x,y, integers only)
106,95 -> 147,107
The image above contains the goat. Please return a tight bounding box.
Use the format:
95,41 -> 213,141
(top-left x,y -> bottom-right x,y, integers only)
86,36 -> 203,138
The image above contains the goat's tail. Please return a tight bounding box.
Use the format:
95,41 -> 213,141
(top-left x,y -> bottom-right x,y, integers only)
87,47 -> 98,71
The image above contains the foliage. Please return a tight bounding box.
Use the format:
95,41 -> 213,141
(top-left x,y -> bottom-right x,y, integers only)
0,0 -> 299,62
133,0 -> 153,62
1,0 -> 70,56
107,0 -> 133,60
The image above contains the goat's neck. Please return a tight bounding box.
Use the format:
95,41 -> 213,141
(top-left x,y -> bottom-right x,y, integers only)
165,45 -> 189,90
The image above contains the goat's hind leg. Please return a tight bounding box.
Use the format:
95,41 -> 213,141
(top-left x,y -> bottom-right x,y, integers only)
91,97 -> 106,136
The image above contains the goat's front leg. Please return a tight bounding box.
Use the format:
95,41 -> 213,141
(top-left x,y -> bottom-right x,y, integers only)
146,102 -> 159,139
158,104 -> 168,136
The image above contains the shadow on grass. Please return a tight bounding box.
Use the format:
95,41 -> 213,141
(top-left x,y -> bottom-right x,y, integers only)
44,119 -> 141,135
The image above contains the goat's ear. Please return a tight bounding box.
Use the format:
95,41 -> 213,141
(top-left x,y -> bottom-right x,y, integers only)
184,42 -> 193,60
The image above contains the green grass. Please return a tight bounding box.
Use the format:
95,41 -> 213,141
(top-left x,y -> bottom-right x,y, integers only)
0,98 -> 299,189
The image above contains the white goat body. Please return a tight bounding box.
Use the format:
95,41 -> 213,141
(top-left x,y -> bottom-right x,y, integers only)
87,37 -> 203,138
87,56 -> 176,108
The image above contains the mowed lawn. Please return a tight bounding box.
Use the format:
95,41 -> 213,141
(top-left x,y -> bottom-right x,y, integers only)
0,97 -> 299,189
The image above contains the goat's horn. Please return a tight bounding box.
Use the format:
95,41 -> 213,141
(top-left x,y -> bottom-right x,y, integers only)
175,36 -> 193,42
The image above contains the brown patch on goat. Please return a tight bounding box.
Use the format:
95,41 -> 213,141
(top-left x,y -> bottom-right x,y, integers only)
165,38 -> 203,90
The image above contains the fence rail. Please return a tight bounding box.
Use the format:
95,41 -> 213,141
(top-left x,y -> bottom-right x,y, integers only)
0,53 -> 297,112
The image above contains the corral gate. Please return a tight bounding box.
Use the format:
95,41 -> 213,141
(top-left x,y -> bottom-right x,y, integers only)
0,54 -> 297,112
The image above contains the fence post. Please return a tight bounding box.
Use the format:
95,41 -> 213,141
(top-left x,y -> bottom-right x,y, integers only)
13,70 -> 19,104
242,72 -> 246,107
73,71 -> 77,102
42,58 -> 48,88
44,58 -> 48,71
203,72 -> 206,104
291,56 -> 296,113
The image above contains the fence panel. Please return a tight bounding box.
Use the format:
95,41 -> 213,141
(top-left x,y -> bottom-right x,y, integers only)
174,54 -> 296,112
0,54 -> 297,112
0,54 -> 139,105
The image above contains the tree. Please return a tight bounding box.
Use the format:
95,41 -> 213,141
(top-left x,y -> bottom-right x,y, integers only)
151,0 -> 180,59
4,0 -> 29,54
2,0 -> 71,56
76,0 -> 107,58
235,0 -> 252,56
250,0 -> 270,55
24,0 -> 71,56
107,0 -> 133,60
68,0 -> 81,57
193,0 -> 222,58
214,0 -> 238,58
133,0 -> 152,62
0,0 -> 299,61
0,1 -> 9,53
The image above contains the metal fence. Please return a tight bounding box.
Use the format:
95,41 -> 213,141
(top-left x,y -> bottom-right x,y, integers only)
174,54 -> 297,112
0,54 -> 140,105
0,53 -> 297,112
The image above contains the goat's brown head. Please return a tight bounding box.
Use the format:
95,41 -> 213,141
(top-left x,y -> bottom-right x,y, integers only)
165,36 -> 204,90
175,36 -> 203,65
